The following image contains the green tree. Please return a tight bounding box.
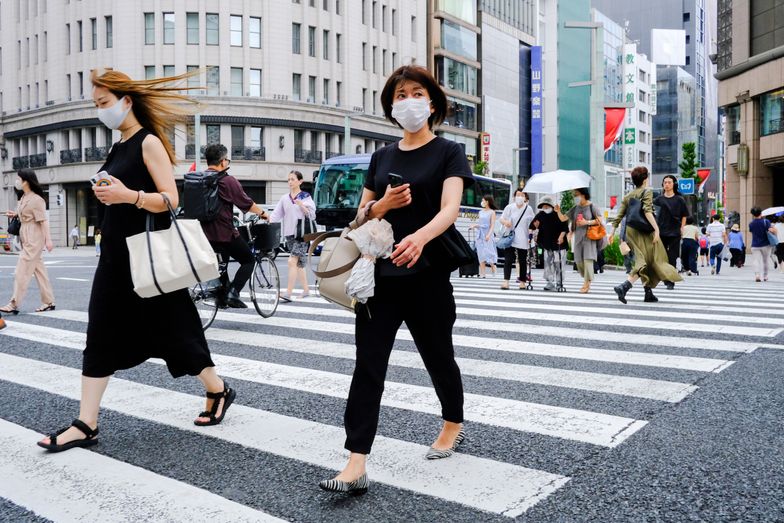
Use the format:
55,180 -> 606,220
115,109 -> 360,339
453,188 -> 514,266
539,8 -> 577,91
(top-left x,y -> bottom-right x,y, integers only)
472,160 -> 488,176
679,142 -> 697,179
560,191 -> 575,213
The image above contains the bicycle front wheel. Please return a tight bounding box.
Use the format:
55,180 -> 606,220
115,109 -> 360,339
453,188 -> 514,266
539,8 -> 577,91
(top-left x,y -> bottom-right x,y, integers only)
250,256 -> 280,318
190,281 -> 219,330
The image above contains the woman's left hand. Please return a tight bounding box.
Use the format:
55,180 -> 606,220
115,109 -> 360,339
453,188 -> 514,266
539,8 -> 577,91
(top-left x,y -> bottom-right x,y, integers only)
93,176 -> 135,205
391,231 -> 428,268
485,233 -> 491,242
45,239 -> 54,252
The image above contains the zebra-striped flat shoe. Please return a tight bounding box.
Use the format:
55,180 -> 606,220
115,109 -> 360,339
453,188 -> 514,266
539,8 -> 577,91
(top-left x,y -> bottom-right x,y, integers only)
425,429 -> 466,460
318,473 -> 369,495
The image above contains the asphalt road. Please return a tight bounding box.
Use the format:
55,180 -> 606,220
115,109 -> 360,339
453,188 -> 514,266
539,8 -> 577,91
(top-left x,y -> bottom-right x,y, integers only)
1,248 -> 783,522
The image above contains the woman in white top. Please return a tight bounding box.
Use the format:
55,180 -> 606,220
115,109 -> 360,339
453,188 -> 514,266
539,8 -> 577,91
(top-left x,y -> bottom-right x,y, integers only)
498,190 -> 535,290
269,170 -> 316,301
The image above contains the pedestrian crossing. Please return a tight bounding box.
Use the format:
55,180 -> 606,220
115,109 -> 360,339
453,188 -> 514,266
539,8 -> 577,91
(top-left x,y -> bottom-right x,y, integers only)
1,270 -> 782,521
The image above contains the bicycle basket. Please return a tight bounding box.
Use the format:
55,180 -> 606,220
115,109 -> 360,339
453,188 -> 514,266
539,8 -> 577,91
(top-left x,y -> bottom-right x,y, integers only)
249,222 -> 281,251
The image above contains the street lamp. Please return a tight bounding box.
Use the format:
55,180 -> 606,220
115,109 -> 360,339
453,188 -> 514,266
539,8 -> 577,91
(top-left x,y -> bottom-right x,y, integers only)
511,147 -> 529,192
343,110 -> 366,155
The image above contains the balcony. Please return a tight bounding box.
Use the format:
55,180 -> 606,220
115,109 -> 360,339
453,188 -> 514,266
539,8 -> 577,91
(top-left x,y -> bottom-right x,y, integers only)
231,146 -> 266,161
60,148 -> 83,164
85,146 -> 109,162
185,144 -> 206,160
325,151 -> 342,160
12,156 -> 30,170
29,153 -> 47,168
295,148 -> 322,164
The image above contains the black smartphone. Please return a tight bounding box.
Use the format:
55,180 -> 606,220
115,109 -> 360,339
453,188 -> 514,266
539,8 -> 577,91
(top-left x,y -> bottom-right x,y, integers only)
388,173 -> 404,187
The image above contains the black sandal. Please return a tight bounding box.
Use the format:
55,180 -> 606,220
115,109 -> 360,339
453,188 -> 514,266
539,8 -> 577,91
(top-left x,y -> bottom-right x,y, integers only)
37,419 -> 99,453
194,380 -> 236,426
35,303 -> 56,312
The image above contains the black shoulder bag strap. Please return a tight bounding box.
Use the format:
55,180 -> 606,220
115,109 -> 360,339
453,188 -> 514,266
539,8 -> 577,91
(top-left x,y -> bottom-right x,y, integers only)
510,204 -> 528,232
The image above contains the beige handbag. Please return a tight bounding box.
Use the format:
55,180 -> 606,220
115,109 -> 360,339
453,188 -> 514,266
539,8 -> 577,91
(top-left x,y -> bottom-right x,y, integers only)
126,194 -> 219,298
305,221 -> 361,312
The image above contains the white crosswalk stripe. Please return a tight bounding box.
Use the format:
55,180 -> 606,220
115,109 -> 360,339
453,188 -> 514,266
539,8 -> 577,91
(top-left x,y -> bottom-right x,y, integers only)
1,270 -> 779,520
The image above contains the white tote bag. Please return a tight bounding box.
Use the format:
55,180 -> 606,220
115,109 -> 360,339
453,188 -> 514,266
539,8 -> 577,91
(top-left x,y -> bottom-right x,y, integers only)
126,195 -> 219,298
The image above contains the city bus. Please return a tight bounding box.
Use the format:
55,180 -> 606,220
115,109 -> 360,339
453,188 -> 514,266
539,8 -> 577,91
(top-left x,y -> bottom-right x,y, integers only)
313,153 -> 513,245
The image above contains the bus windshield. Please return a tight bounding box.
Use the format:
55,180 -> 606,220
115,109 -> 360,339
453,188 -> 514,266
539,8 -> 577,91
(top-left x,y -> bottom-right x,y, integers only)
314,157 -> 370,227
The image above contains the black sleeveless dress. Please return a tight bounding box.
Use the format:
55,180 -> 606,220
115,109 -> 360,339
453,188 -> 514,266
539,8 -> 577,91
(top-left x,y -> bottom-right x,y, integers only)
82,129 -> 215,378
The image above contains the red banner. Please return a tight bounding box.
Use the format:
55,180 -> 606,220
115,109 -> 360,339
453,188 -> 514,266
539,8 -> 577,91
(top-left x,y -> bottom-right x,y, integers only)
697,168 -> 711,192
610,195 -> 618,209
604,108 -> 626,152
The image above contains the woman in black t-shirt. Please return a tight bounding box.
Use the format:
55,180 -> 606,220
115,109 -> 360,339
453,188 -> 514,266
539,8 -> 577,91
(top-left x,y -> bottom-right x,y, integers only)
319,66 -> 474,495
654,175 -> 689,288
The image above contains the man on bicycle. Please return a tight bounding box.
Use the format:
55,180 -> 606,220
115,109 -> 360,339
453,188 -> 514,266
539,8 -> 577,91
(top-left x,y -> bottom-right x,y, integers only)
201,144 -> 268,308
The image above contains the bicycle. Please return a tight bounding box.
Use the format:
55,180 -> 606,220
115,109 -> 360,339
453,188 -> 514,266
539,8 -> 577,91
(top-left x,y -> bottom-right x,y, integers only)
190,219 -> 281,330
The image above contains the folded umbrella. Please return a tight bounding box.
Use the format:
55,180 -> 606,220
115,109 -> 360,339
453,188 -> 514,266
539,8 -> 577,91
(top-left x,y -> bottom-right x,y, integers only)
344,219 -> 395,304
523,169 -> 593,194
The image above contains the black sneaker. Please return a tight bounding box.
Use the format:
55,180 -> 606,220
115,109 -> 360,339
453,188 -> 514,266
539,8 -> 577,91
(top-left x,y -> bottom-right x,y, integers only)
226,289 -> 248,309
664,281 -> 675,290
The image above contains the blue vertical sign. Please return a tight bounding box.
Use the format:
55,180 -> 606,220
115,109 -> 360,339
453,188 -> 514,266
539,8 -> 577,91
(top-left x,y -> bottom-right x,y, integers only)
530,46 -> 543,176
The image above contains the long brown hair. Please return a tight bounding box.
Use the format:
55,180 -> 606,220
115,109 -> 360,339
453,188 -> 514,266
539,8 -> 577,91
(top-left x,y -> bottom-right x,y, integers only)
90,69 -> 199,164
17,168 -> 46,200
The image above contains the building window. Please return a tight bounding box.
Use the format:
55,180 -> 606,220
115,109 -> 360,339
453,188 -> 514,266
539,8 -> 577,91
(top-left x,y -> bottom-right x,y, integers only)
336,33 -> 342,63
292,73 -> 301,100
90,18 -> 97,50
392,9 -> 397,35
144,13 -> 154,44
163,13 -> 175,45
105,16 -> 113,48
251,127 -> 263,154
683,12 -> 690,22
292,23 -> 301,54
323,0 -> 328,10
43,32 -> 48,61
206,66 -> 220,95
187,65 -> 201,93
323,78 -> 329,104
78,71 -> 83,98
362,42 -> 367,70
145,66 -> 155,80
362,87 -> 367,111
441,20 -> 477,61
392,52 -> 397,69
760,89 -> 784,136
308,75 -> 316,102
435,56 -> 477,96
336,0 -> 341,15
372,1 -> 377,28
383,50 -> 387,74
411,16 -> 417,41
250,17 -> 261,48
66,74 -> 71,100
323,30 -> 329,60
206,13 -> 219,45
372,45 -> 377,73
186,13 -> 199,44
436,0 -> 476,25
230,67 -> 243,96
231,126 -> 245,154
362,0 -> 367,24
444,97 -> 477,130
308,26 -> 316,57
230,15 -> 242,46
207,124 -> 221,145
77,20 -> 83,52
247,68 -> 261,96
382,5 -> 387,31
309,0 -> 315,6
685,55 -> 690,65
163,65 -> 175,78
372,90 -> 377,114
336,81 -> 342,106
726,105 -> 740,145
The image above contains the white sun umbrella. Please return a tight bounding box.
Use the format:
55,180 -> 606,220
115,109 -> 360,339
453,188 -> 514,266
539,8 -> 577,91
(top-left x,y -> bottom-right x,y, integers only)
523,169 -> 593,194
761,206 -> 784,216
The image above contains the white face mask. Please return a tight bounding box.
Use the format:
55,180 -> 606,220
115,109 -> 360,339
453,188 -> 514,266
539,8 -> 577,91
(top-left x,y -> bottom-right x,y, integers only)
543,207 -> 553,214
514,196 -> 525,206
96,96 -> 131,130
14,178 -> 23,191
391,97 -> 431,133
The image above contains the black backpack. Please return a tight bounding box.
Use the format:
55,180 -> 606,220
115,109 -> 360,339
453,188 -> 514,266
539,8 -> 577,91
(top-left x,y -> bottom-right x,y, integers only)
182,169 -> 227,221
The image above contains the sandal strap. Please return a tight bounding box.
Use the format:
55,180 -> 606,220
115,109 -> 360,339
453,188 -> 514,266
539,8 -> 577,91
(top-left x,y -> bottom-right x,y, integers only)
205,390 -> 225,400
71,419 -> 98,439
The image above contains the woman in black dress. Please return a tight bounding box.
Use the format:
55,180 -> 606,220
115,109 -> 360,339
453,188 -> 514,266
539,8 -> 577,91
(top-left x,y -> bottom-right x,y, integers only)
38,69 -> 235,452
319,66 -> 473,494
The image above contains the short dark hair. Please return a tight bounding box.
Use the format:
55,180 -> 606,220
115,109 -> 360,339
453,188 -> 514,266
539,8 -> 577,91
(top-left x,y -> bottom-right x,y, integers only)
630,166 -> 649,188
380,65 -> 447,130
750,206 -> 762,217
204,144 -> 228,166
573,187 -> 590,200
686,216 -> 694,225
711,214 -> 721,222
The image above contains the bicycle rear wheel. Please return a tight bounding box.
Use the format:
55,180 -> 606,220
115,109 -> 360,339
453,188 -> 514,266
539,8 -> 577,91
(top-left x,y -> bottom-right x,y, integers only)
250,256 -> 280,318
190,281 -> 219,330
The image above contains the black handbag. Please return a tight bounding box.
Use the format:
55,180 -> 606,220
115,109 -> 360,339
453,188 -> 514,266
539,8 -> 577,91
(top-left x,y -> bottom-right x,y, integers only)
7,216 -> 21,236
626,196 -> 654,233
295,217 -> 317,241
434,225 -> 478,271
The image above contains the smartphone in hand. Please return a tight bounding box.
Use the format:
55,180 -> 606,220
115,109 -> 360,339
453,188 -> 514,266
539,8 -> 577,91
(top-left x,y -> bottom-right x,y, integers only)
90,170 -> 112,187
388,173 -> 404,187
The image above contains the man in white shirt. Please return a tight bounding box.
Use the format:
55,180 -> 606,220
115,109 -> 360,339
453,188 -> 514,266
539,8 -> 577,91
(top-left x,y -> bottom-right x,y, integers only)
705,214 -> 728,275
69,225 -> 80,250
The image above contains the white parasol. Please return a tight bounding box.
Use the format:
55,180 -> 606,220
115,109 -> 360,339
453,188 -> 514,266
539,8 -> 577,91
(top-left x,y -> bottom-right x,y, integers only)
761,206 -> 784,217
523,170 -> 592,194
344,219 -> 395,304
